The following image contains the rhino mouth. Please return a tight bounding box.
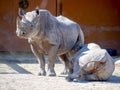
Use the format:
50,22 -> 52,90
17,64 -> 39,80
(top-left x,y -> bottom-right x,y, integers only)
16,30 -> 27,39
16,30 -> 39,39
17,34 -> 29,39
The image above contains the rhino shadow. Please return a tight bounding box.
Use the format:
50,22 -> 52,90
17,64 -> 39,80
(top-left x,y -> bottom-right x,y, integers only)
65,75 -> 120,83
107,75 -> 120,83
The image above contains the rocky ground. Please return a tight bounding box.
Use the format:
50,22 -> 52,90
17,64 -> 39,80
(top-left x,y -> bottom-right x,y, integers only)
0,53 -> 120,90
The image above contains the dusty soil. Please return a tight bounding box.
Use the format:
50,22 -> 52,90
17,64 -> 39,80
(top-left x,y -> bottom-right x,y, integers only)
0,56 -> 120,90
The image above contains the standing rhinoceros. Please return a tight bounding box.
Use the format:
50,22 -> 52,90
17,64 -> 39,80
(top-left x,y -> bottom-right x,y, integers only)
66,43 -> 115,81
16,8 -> 84,76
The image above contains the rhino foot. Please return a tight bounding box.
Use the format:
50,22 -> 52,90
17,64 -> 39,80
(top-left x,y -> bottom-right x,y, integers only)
61,69 -> 68,75
65,76 -> 73,82
47,69 -> 56,76
38,70 -> 46,76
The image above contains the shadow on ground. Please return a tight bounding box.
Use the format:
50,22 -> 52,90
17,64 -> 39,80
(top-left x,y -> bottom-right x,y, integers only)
0,52 -> 120,85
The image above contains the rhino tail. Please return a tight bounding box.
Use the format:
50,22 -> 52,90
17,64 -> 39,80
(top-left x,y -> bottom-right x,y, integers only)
71,25 -> 84,52
74,25 -> 84,50
78,26 -> 84,46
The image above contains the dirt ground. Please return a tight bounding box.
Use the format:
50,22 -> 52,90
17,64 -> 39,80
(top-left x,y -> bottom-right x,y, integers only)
0,55 -> 120,90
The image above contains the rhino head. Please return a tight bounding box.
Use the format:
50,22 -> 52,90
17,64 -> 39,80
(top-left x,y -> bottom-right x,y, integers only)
16,8 -> 40,39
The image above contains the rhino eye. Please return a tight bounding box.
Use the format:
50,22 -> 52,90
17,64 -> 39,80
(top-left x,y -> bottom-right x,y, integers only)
30,24 -> 34,27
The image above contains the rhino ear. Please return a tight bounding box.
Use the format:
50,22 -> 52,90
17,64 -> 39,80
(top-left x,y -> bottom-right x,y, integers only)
35,6 -> 40,15
19,8 -> 26,17
16,16 -> 22,27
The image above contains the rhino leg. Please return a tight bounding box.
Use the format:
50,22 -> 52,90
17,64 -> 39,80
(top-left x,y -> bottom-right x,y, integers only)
37,54 -> 46,76
66,69 -> 81,81
66,62 -> 81,81
59,54 -> 73,75
30,43 -> 46,76
47,46 -> 58,76
59,54 -> 68,74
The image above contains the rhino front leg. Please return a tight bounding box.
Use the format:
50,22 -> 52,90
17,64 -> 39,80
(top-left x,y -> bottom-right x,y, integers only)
30,43 -> 46,76
66,68 -> 81,81
47,46 -> 58,76
37,54 -> 46,76
66,60 -> 81,81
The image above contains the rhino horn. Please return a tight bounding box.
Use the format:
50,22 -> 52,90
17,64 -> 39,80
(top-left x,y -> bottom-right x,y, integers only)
35,6 -> 40,15
19,8 -> 26,17
16,16 -> 22,27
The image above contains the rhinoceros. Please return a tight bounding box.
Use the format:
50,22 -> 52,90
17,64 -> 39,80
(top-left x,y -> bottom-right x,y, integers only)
66,43 -> 115,81
16,8 -> 84,76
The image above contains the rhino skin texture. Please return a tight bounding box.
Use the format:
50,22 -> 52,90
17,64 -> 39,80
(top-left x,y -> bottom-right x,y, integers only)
16,8 -> 84,76
66,43 -> 115,81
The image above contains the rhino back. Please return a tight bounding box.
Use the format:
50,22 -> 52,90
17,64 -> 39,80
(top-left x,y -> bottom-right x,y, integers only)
56,15 -> 77,25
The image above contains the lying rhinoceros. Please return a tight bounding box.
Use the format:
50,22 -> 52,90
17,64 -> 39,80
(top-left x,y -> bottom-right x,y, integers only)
66,43 -> 115,81
16,8 -> 84,76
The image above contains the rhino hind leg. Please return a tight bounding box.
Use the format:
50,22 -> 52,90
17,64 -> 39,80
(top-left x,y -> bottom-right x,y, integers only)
59,54 -> 73,75
61,68 -> 69,75
59,54 -> 69,74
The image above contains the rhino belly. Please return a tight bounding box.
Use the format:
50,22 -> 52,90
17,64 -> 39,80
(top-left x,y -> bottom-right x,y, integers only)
57,39 -> 78,55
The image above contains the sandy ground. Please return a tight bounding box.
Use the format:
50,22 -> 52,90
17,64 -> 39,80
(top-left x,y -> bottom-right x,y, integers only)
0,56 -> 120,90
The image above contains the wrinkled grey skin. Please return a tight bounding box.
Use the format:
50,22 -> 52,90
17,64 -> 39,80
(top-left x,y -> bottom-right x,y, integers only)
66,43 -> 115,81
16,8 -> 84,76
